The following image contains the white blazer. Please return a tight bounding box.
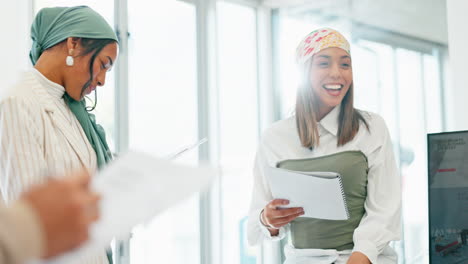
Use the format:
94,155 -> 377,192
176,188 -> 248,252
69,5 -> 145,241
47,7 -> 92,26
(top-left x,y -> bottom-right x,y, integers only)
0,69 -> 106,264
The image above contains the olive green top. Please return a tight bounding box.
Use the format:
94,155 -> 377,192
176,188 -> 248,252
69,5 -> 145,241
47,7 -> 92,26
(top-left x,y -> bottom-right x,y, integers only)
277,151 -> 369,250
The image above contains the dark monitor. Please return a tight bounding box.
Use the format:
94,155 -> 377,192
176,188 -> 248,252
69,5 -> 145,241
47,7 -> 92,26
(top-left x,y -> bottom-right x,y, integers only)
428,131 -> 468,263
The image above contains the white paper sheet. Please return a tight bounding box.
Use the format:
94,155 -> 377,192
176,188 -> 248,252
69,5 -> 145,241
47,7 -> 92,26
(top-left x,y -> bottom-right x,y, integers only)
267,166 -> 349,220
36,151 -> 216,264
166,137 -> 208,160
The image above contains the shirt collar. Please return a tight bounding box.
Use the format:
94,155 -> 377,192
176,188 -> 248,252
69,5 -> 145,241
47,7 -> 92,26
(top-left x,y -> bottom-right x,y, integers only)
318,104 -> 341,136
31,68 -> 66,100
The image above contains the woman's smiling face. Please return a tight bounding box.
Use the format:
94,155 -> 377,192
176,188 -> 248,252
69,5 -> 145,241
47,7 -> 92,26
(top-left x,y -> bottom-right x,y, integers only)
309,47 -> 353,113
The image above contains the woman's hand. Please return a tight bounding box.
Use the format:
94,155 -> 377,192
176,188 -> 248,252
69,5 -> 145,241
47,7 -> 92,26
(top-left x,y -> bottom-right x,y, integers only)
22,171 -> 101,259
260,199 -> 304,236
346,252 -> 371,264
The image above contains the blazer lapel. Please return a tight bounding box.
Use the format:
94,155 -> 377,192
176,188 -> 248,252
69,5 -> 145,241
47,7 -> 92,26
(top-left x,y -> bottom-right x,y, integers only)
35,87 -> 89,167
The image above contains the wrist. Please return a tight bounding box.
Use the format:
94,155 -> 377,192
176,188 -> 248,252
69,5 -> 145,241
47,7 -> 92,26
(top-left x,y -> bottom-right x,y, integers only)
347,251 -> 371,264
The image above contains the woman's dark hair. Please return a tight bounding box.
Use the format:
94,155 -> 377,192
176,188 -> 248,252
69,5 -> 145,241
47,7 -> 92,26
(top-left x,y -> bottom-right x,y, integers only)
78,38 -> 116,110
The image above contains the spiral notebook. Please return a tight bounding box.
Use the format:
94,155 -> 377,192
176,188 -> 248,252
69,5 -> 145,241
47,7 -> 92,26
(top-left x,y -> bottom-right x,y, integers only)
267,166 -> 349,220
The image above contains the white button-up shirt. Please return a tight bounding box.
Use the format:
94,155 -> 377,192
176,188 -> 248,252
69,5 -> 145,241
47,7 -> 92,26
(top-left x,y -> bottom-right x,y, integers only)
247,105 -> 401,264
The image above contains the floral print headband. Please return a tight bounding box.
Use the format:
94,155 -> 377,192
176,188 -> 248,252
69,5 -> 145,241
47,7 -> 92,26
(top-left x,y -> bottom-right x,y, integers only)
296,28 -> 351,64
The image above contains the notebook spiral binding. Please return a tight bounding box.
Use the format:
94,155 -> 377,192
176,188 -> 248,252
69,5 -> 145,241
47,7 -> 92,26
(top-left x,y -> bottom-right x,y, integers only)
337,174 -> 350,220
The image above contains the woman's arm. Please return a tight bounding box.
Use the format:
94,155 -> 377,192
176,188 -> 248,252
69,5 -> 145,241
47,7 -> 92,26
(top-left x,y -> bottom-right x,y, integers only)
247,143 -> 290,245
0,171 -> 101,264
351,115 -> 402,263
0,97 -> 48,203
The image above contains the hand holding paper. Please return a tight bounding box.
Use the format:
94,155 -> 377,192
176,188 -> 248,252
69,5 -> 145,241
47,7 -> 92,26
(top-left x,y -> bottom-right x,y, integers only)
261,199 -> 304,232
36,151 -> 216,264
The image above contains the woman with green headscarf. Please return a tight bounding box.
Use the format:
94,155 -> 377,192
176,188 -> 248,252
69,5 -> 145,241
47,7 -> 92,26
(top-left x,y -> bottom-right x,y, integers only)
0,6 -> 118,264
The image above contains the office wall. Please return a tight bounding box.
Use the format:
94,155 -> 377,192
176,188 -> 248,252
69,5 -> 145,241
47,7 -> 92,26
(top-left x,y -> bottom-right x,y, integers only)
446,0 -> 468,131
0,0 -> 31,98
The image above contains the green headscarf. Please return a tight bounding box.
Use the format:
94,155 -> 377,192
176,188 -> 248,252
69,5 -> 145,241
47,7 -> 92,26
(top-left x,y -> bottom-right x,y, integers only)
30,6 -> 118,170
30,5 -> 118,65
64,94 -> 113,168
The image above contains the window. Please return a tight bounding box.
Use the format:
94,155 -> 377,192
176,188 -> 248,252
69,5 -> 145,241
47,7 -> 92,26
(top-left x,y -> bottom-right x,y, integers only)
217,2 -> 259,263
127,1 -> 199,263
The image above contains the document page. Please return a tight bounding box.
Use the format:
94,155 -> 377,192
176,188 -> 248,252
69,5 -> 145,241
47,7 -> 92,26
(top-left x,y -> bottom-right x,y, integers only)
267,166 -> 349,220
36,151 -> 216,264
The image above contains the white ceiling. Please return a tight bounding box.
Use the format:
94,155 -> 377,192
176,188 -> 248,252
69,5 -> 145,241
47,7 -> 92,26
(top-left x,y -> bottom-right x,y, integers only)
262,0 -> 448,44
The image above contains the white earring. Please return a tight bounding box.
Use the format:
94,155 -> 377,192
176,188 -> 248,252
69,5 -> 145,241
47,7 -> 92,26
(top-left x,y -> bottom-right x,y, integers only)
66,56 -> 74,66
66,49 -> 74,66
